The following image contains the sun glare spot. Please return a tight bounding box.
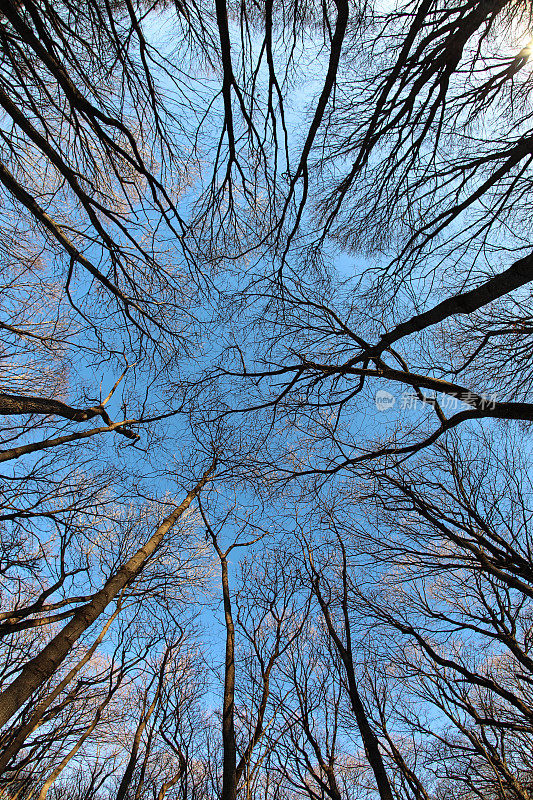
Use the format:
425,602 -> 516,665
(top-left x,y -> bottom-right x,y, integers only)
518,36 -> 533,61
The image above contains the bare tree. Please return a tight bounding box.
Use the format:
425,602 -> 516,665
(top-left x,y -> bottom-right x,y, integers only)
5,1 -> 533,799
285,430 -> 533,800
0,462 -> 213,733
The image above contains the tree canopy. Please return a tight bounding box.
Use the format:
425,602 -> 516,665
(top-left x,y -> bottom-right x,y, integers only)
2,1 -> 533,799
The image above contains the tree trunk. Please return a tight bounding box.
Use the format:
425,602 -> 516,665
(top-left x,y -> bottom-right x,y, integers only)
313,578 -> 394,800
115,691 -> 157,800
37,689 -> 114,800
220,554 -> 237,800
